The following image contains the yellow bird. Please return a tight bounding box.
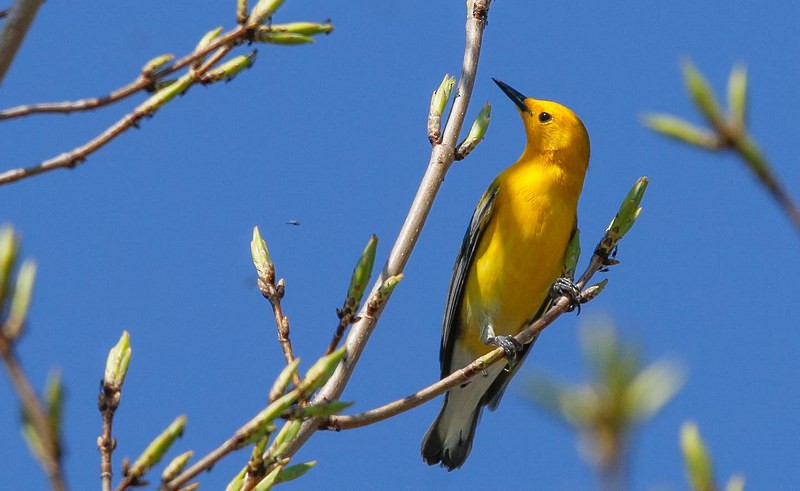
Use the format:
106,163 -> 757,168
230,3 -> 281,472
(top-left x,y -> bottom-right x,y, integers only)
421,79 -> 590,470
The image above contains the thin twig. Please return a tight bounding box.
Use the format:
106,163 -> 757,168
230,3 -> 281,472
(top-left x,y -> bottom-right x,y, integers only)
0,0 -> 45,85
323,253 -> 608,430
324,317 -> 349,356
195,45 -> 234,82
0,28 -> 248,187
99,409 -> 114,491
0,335 -> 66,491
0,26 -> 247,120
727,136 -> 800,234
98,378 -> 124,491
257,270 -> 302,388
155,416 -> 261,490
285,0 -> 493,457
0,76 -> 151,119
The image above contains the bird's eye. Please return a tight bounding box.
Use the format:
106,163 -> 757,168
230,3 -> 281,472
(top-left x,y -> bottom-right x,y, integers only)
538,112 -> 552,123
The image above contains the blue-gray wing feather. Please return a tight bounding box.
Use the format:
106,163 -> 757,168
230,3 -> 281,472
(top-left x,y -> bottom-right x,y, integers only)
439,184 -> 499,377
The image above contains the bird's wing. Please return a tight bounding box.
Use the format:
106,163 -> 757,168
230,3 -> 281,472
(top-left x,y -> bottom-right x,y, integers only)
484,221 -> 580,410
439,183 -> 499,377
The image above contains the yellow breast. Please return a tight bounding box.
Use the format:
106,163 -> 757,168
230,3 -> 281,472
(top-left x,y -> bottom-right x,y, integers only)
458,159 -> 580,356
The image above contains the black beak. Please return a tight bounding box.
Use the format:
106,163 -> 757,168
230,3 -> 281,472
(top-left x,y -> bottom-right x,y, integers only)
492,78 -> 531,114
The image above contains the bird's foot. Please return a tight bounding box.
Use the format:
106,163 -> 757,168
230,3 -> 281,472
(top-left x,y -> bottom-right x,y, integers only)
552,277 -> 582,314
487,335 -> 523,367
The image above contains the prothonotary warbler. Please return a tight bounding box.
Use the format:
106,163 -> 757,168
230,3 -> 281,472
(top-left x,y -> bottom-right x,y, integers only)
421,78 -> 590,470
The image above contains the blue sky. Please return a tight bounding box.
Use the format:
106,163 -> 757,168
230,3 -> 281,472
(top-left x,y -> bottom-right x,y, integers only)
2,0 -> 799,489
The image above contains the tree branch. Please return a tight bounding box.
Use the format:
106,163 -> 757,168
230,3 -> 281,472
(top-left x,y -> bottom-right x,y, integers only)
322,248 -> 610,430
0,30 -> 252,187
0,335 -> 66,491
284,0 -> 493,457
0,26 -> 248,120
0,0 -> 44,85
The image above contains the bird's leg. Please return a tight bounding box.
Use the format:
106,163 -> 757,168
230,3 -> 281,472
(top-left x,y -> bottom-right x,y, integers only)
481,323 -> 523,367
552,277 -> 582,314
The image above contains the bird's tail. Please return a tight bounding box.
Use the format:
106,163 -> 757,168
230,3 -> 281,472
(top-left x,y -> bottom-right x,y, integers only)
421,393 -> 482,471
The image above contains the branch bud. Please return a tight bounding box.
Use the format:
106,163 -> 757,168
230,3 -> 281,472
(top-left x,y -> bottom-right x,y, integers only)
342,235 -> 378,316
104,331 -> 132,390
428,74 -> 456,143
250,226 -> 273,280
5,260 -> 36,340
642,114 -> 719,149
161,450 -> 193,482
268,22 -> 334,35
203,52 -> 257,84
141,54 -> 175,77
247,0 -> 286,27
681,60 -> 725,130
128,415 -> 188,479
253,30 -> 315,45
597,177 -> 648,259
726,63 -> 748,133
455,102 -> 491,160
681,421 -> 716,491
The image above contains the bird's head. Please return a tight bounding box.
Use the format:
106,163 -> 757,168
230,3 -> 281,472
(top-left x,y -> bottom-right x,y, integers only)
493,78 -> 590,171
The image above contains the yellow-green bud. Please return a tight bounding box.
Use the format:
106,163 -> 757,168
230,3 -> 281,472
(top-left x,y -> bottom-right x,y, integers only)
726,63 -> 748,133
129,415 -> 188,478
161,450 -> 193,482
0,226 -> 19,304
455,102 -> 491,159
269,22 -> 333,35
5,260 -> 36,340
344,235 -> 377,314
275,461 -> 316,484
253,31 -> 315,45
299,347 -> 346,398
137,73 -> 193,115
604,176 -> 648,248
269,358 -> 300,402
104,331 -> 132,389
247,0 -> 286,27
204,52 -> 256,83
682,60 -> 725,129
250,226 -> 273,279
642,114 -> 719,149
681,421 -> 715,491
141,54 -> 175,76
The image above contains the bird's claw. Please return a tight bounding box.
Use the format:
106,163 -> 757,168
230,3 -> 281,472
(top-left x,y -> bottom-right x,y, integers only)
488,335 -> 523,367
552,277 -> 582,314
